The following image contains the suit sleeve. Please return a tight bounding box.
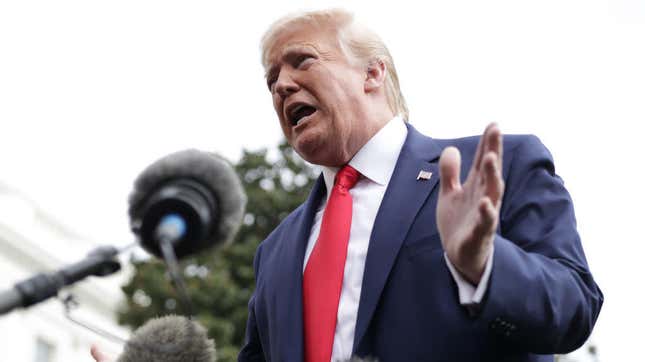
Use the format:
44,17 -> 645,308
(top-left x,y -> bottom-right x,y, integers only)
479,135 -> 603,353
238,244 -> 266,362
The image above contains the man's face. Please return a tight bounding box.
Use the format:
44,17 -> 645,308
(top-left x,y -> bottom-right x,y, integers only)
265,23 -> 371,166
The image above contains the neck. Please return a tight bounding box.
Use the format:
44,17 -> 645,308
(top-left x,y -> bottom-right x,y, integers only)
362,103 -> 395,141
336,109 -> 394,166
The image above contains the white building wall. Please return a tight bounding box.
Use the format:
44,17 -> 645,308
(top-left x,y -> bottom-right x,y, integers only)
0,184 -> 130,361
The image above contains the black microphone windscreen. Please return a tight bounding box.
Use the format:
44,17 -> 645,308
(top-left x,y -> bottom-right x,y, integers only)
117,315 -> 216,362
128,149 -> 246,252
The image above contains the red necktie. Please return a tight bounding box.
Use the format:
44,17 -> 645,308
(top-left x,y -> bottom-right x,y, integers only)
303,165 -> 360,362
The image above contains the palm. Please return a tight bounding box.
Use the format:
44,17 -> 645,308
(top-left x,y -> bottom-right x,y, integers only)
437,124 -> 504,284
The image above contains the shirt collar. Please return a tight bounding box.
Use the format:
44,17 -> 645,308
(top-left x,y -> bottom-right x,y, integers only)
321,116 -> 408,192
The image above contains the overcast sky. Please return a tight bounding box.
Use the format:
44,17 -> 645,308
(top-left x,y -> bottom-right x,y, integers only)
1,0 -> 643,360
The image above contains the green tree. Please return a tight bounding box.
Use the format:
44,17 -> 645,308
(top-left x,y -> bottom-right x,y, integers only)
118,141 -> 317,362
555,343 -> 599,362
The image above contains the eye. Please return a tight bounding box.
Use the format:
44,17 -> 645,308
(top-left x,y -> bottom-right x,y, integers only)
267,77 -> 276,91
266,69 -> 280,91
296,54 -> 315,69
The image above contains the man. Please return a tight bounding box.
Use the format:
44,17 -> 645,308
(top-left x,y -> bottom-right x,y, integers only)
239,8 -> 602,362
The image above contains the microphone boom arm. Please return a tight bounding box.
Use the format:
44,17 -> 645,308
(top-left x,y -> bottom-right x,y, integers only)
0,245 -> 121,316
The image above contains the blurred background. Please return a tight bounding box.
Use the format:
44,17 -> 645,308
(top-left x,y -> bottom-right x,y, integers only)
1,0 -> 643,361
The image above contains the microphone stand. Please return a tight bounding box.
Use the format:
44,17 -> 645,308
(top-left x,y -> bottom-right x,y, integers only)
159,236 -> 196,318
61,292 -> 128,345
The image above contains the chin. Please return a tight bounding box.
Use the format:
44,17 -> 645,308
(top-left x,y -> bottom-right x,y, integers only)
293,134 -> 322,161
295,145 -> 333,166
292,131 -> 345,166
299,148 -> 346,167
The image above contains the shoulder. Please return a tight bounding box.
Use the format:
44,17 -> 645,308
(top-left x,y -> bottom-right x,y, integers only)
426,133 -> 555,180
404,124 -> 549,163
429,133 -> 548,156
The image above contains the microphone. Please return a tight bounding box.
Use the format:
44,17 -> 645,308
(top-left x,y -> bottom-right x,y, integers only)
117,315 -> 216,362
1,149 -> 245,316
128,149 -> 246,259
0,246 -> 121,315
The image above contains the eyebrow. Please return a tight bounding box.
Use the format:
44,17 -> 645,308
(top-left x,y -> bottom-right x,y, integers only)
265,43 -> 321,80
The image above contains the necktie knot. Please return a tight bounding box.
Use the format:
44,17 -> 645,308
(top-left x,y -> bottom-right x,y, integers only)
335,165 -> 360,191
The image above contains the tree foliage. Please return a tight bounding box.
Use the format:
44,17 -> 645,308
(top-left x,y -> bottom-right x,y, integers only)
118,141 -> 317,362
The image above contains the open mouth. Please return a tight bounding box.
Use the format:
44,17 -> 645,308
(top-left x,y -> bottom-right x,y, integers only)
287,104 -> 317,127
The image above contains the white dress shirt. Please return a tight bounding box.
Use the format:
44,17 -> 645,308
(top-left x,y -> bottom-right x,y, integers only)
303,117 -> 494,362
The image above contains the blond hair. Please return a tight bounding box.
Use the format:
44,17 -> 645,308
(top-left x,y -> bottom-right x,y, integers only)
260,9 -> 409,121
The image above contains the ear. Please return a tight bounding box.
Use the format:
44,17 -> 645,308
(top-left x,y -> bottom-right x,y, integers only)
364,59 -> 386,93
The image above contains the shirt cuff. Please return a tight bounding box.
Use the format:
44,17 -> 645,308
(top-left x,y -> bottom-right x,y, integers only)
443,247 -> 494,305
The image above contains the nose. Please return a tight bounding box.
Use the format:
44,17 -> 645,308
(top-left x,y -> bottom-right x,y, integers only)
274,70 -> 299,98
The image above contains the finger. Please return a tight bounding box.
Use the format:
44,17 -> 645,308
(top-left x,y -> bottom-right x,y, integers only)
484,123 -> 503,168
474,197 -> 496,239
472,123 -> 500,170
482,151 -> 504,204
470,125 -> 490,176
90,344 -> 111,362
439,146 -> 462,194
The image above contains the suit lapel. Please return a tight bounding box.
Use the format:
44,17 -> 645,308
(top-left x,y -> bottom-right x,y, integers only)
276,174 -> 325,361
353,124 -> 442,350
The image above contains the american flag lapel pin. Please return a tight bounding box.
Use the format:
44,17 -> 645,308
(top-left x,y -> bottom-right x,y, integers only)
416,170 -> 433,181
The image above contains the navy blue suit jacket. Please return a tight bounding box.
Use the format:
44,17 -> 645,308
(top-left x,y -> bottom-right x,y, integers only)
239,124 -> 603,362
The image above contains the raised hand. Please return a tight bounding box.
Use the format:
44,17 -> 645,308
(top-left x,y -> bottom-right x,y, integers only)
437,123 -> 504,285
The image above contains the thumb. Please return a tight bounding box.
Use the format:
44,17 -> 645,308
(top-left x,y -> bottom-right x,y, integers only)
439,146 -> 461,194
90,344 -> 114,362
